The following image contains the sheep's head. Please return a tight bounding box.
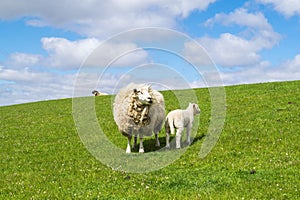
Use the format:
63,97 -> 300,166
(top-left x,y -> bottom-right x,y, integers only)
133,86 -> 153,106
128,85 -> 154,125
92,90 -> 99,96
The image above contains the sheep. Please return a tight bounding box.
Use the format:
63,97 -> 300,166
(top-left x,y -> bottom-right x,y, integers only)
165,103 -> 200,149
92,90 -> 108,96
113,83 -> 165,153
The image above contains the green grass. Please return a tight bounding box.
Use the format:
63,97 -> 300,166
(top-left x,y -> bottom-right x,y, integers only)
1,81 -> 299,199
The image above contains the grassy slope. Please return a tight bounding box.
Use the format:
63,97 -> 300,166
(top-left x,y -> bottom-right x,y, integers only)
0,81 -> 299,199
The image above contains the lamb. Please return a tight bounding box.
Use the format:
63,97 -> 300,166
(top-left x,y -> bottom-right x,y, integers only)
92,90 -> 108,96
113,83 -> 165,153
165,103 -> 200,149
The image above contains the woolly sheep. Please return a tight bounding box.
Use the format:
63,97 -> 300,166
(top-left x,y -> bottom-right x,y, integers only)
165,103 -> 200,149
92,90 -> 108,96
113,83 -> 165,153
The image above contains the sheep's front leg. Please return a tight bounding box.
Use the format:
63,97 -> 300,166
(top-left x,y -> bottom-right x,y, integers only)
133,136 -> 138,149
126,135 -> 132,154
176,127 -> 184,149
139,135 -> 144,153
155,132 -> 160,147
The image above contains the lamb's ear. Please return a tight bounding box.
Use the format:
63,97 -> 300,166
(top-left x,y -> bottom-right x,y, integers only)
193,103 -> 197,110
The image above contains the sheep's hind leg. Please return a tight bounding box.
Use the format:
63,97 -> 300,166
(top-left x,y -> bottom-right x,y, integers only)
126,135 -> 132,154
139,135 -> 144,153
176,127 -> 184,149
155,132 -> 160,147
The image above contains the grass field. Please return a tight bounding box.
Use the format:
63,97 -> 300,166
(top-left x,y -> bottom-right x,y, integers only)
0,81 -> 299,199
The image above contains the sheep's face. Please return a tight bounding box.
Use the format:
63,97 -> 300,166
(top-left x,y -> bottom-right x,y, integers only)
133,86 -> 153,105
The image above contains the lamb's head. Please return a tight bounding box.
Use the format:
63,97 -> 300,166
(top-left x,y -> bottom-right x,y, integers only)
133,85 -> 153,105
190,103 -> 201,115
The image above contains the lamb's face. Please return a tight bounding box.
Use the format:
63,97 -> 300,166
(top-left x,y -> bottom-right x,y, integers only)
133,86 -> 153,105
193,103 -> 201,114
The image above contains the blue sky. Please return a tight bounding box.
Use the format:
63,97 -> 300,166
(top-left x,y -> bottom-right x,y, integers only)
0,0 -> 299,106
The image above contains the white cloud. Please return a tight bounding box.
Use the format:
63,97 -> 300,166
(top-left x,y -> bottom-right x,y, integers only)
41,37 -> 100,69
0,66 -> 46,83
84,42 -> 149,68
0,0 -> 219,105
205,8 -> 272,29
197,33 -> 261,66
189,54 -> 300,88
220,61 -> 272,85
1,53 -> 299,106
0,66 -> 75,105
257,0 -> 300,17
8,53 -> 42,68
39,37 -> 149,69
269,54 -> 300,80
0,0 -> 216,37
220,54 -> 300,85
0,65 -> 124,106
196,8 -> 280,67
182,41 -> 214,66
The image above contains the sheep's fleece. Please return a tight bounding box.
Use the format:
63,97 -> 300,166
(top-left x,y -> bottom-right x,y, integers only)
113,83 -> 165,138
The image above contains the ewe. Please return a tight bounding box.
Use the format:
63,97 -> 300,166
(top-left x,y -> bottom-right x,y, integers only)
165,103 -> 200,149
113,83 -> 165,153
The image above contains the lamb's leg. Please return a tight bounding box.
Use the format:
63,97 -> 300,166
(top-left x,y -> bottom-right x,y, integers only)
139,135 -> 144,153
176,127 -> 184,149
155,132 -> 160,147
165,118 -> 171,148
126,135 -> 132,154
170,124 -> 175,135
186,124 -> 192,145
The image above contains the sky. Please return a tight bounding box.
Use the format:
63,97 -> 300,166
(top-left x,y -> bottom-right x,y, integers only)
0,0 -> 299,106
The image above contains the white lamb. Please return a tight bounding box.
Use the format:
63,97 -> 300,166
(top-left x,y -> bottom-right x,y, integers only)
165,103 -> 200,149
113,83 -> 165,153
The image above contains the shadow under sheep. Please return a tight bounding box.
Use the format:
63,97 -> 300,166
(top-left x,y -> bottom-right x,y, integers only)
131,133 -> 205,153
